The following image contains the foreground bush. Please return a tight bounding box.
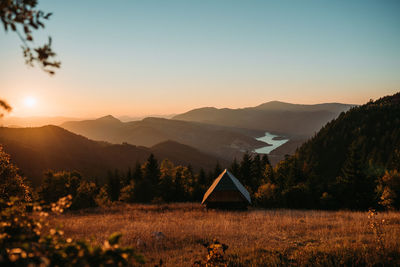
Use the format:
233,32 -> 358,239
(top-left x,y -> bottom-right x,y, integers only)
0,197 -> 144,266
0,146 -> 31,202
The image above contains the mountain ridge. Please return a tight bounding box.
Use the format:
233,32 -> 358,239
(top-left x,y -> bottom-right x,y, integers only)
173,101 -> 354,137
61,117 -> 266,160
0,125 -> 227,186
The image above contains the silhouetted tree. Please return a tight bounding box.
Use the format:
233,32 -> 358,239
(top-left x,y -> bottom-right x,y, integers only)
213,162 -> 222,179
173,167 -> 186,202
158,159 -> 175,202
39,171 -> 81,204
0,0 -> 60,74
107,170 -> 122,202
132,161 -> 142,183
0,146 -> 31,201
71,181 -> 98,210
192,168 -> 207,201
239,152 -> 253,190
250,154 -> 263,192
336,143 -> 375,209
229,158 -> 240,177
119,181 -> 136,203
378,170 -> 400,210
264,161 -> 274,184
135,154 -> 160,202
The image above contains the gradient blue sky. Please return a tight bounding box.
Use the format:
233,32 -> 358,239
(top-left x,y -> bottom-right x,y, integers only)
1,0 -> 399,117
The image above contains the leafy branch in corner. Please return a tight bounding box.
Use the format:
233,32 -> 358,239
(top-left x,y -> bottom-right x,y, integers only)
0,0 -> 60,75
0,99 -> 12,117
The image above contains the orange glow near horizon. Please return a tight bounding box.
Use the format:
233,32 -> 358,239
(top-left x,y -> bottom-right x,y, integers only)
1,1 -> 399,119
3,83 -> 397,119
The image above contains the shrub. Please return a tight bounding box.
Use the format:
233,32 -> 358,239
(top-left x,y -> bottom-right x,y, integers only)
0,196 -> 144,266
70,181 -> 98,210
0,146 -> 31,202
95,186 -> 112,207
119,181 -> 136,203
255,183 -> 279,208
193,239 -> 228,267
378,170 -> 400,210
38,170 -> 82,204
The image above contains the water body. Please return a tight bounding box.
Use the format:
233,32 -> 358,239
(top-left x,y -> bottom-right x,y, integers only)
254,132 -> 289,154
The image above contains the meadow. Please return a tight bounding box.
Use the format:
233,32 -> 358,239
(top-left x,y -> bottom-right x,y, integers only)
48,203 -> 400,266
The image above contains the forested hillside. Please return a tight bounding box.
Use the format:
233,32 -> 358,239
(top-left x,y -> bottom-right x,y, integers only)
297,93 -> 400,183
258,93 -> 400,209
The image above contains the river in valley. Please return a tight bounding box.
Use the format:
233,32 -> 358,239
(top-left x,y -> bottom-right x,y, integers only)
254,132 -> 289,154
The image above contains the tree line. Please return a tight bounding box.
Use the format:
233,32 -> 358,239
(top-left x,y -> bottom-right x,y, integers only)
2,142 -> 400,211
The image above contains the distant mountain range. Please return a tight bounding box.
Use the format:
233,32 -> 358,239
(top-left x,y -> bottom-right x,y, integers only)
173,101 -> 354,137
118,114 -> 176,122
57,101 -> 353,165
0,100 -> 354,183
0,116 -> 82,128
0,126 -> 227,186
61,116 -> 266,160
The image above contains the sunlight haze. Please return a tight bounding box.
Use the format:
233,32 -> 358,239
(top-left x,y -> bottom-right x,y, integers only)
1,0 -> 399,117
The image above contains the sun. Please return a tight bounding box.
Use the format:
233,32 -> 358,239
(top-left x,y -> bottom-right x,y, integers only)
24,96 -> 37,108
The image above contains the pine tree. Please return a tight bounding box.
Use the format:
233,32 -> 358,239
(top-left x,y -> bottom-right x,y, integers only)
250,154 -> 263,192
159,160 -> 175,202
239,152 -> 253,190
173,167 -> 186,202
193,169 -> 207,201
132,161 -> 142,183
107,169 -> 121,202
337,142 -> 375,209
213,162 -> 222,179
137,154 -> 160,202
230,158 -> 240,177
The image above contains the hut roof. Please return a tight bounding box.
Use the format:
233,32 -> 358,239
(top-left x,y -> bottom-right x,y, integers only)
201,169 -> 251,204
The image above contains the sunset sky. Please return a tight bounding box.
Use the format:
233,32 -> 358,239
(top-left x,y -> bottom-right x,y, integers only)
1,0 -> 399,117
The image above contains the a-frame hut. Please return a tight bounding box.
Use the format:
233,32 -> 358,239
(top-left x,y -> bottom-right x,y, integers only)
202,169 -> 251,209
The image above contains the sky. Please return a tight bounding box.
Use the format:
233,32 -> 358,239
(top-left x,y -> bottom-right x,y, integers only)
1,0 -> 399,117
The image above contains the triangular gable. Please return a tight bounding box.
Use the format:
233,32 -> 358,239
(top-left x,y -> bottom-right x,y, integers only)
225,171 -> 251,203
201,169 -> 251,204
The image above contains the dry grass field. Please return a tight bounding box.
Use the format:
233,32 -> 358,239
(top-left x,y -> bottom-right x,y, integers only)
48,204 -> 400,266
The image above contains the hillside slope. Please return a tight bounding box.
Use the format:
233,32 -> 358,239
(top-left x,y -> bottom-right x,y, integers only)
61,117 -> 266,160
295,93 -> 400,183
173,101 -> 354,136
0,126 -> 226,186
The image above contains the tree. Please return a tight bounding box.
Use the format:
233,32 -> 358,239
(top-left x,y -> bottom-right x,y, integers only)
158,159 -> 175,202
192,168 -> 207,201
255,183 -> 279,208
213,162 -> 222,179
378,170 -> 400,210
70,181 -> 98,210
106,169 -> 122,202
336,142 -> 375,209
239,152 -> 253,190
229,158 -> 240,177
0,146 -> 31,201
119,181 -> 136,203
264,162 -> 274,184
134,154 -> 160,202
250,154 -> 264,192
39,170 -> 81,204
1,0 -> 60,74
